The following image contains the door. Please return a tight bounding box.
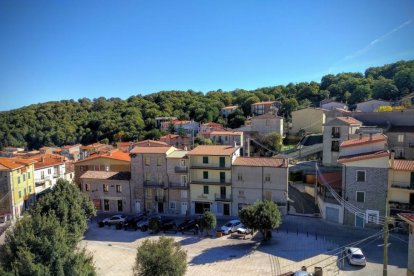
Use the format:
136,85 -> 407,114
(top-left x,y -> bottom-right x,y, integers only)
355,213 -> 364,228
220,172 -> 226,183
410,172 -> 414,189
219,157 -> 225,167
135,201 -> 141,213
117,200 -> 123,212
181,202 -> 188,215
223,203 -> 230,216
220,186 -> 226,199
158,202 -> 164,213
326,207 -> 339,223
410,193 -> 414,205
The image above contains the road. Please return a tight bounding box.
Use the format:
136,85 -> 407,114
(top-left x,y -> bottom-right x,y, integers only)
288,185 -> 319,214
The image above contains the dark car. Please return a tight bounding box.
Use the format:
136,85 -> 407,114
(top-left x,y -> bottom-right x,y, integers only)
177,219 -> 200,234
124,214 -> 146,231
159,218 -> 177,234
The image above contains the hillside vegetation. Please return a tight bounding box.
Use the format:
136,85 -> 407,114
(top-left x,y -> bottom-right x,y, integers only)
1,60 -> 413,150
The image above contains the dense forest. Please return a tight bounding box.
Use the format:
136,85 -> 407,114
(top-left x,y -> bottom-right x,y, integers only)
1,60 -> 413,150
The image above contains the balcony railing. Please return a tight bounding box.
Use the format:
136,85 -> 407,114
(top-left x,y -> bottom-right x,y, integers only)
331,133 -> 340,139
190,181 -> 231,186
174,166 -> 188,173
214,193 -> 231,201
190,165 -> 231,170
390,181 -> 414,190
143,180 -> 165,187
169,182 -> 188,189
389,201 -> 414,211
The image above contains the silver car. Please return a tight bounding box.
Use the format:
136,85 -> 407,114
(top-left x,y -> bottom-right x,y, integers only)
102,214 -> 126,225
345,247 -> 366,266
220,219 -> 241,234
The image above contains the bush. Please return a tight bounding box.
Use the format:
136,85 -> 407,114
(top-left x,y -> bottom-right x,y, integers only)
148,218 -> 160,233
133,237 -> 187,276
200,211 -> 216,236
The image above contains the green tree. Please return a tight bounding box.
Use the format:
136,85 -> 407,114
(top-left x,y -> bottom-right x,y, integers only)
265,132 -> 283,153
200,211 -> 217,236
239,200 -> 281,240
133,237 -> 187,276
372,78 -> 400,100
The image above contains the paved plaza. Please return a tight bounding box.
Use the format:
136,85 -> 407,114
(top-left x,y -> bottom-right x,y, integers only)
80,215 -> 408,276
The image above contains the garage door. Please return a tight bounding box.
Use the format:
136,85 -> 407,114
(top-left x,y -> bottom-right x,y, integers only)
326,207 -> 339,223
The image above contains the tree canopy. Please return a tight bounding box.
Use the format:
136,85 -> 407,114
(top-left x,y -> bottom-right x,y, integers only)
1,60 -> 413,150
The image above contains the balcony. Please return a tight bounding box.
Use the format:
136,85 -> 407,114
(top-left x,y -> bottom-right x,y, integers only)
174,166 -> 188,173
143,180 -> 165,188
331,133 -> 340,139
214,193 -> 231,201
190,181 -> 231,186
409,143 -> 414,148
190,165 -> 231,170
390,181 -> 414,190
169,182 -> 188,189
389,201 -> 414,212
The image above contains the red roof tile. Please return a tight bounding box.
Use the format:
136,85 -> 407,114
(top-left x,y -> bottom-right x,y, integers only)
160,134 -> 179,139
130,146 -> 174,154
187,145 -> 240,156
340,134 -> 387,148
398,213 -> 414,224
336,117 -> 362,125
233,157 -> 288,168
134,140 -> 170,147
251,101 -> 277,105
392,159 -> 414,171
337,150 -> 389,163
75,149 -> 131,163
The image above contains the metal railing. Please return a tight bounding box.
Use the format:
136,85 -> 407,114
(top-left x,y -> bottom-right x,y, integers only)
174,166 -> 188,173
169,182 -> 188,189
143,180 -> 165,187
390,181 -> 414,190
214,193 -> 231,201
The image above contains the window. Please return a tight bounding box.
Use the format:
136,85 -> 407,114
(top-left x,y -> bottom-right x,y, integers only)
48,168 -> 51,175
157,173 -> 163,184
24,188 -> 26,195
18,176 -> 20,184
203,186 -> 209,194
238,190 -> 245,196
145,172 -> 150,181
180,190 -> 188,199
157,157 -> 162,166
264,191 -> 272,201
85,184 -> 90,191
18,191 -> 21,198
41,171 -> 45,180
265,174 -> 271,182
225,136 -> 228,141
398,134 -> 404,143
23,174 -> 26,181
116,185 -> 121,193
237,174 -> 243,181
118,200 -> 123,212
331,141 -> 340,152
104,199 -> 109,211
203,171 -> 208,179
366,210 -> 379,224
103,184 -> 109,192
105,165 -> 110,172
169,201 -> 176,210
29,186 -> 31,193
28,172 -> 30,179
356,191 -> 365,203
331,127 -> 340,138
203,156 -> 209,164
356,171 -> 366,182
145,157 -> 150,166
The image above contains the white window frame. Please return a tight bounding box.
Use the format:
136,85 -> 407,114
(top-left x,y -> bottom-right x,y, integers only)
169,201 -> 176,210
180,190 -> 188,199
356,170 -> 366,182
356,191 -> 365,203
366,209 -> 379,224
397,134 -> 404,143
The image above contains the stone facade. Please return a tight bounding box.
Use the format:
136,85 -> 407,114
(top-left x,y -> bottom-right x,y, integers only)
166,152 -> 190,215
342,165 -> 388,227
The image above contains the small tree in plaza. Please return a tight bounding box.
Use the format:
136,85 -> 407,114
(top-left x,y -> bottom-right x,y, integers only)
133,237 -> 187,276
200,211 -> 217,236
239,200 -> 281,240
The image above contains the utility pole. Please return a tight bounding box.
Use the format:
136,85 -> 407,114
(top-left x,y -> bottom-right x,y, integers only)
383,200 -> 389,276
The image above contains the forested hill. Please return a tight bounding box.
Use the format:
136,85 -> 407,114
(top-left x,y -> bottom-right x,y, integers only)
1,59 -> 414,150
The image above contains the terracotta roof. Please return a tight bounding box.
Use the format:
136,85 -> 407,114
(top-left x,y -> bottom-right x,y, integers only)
340,134 -> 387,148
80,171 -> 131,180
34,158 -> 64,169
251,101 -> 277,105
392,159 -> 414,171
317,172 -> 342,190
80,143 -> 107,150
398,213 -> 414,224
160,134 -> 179,139
0,158 -> 34,170
171,120 -> 192,125
221,105 -> 239,110
187,145 -> 240,156
76,149 -> 131,163
62,144 -> 81,149
337,150 -> 389,163
134,140 -> 170,147
209,130 -> 243,136
116,142 -> 133,147
324,117 -> 362,126
233,157 -> 288,168
130,146 -> 174,154
202,122 -> 224,127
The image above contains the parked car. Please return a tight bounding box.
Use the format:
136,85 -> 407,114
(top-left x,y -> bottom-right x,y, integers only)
137,215 -> 161,232
124,214 -> 146,231
102,214 -> 126,226
159,218 -> 178,233
220,219 -> 241,234
177,219 -> 200,234
344,247 -> 366,266
236,224 -> 253,235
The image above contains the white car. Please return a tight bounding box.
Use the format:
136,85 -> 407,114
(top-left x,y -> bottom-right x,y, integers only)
220,219 -> 241,234
345,247 -> 366,266
236,224 -> 253,235
102,214 -> 126,225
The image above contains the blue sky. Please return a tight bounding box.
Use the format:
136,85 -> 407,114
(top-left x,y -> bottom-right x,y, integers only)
1,1 -> 414,111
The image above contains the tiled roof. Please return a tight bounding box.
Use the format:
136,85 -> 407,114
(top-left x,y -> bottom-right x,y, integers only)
251,101 -> 277,105
76,149 -> 131,163
80,143 -> 107,150
202,122 -> 224,127
340,134 -> 387,148
392,159 -> 414,171
160,134 -> 179,139
398,213 -> 414,224
209,130 -> 243,136
171,120 -> 192,125
134,140 -> 170,147
221,105 -> 239,110
324,117 -> 362,126
233,157 -> 288,168
62,144 -> 81,149
130,146 -> 174,154
187,145 -> 240,156
80,171 -> 131,180
116,142 -> 133,147
337,150 -> 389,163
166,150 -> 188,159
317,172 -> 342,189
0,158 -> 34,170
34,158 -> 64,169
